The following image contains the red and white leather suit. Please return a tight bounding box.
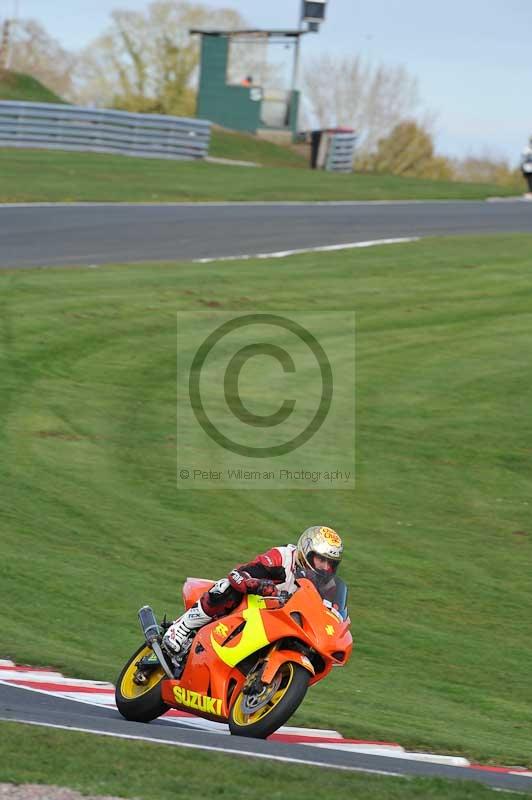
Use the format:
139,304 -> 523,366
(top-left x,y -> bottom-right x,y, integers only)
163,545 -> 298,655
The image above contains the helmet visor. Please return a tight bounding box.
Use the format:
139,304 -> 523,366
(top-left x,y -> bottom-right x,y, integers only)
309,552 -> 339,576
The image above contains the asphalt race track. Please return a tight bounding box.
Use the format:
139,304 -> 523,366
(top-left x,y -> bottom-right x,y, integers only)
0,199 -> 531,268
0,682 -> 531,792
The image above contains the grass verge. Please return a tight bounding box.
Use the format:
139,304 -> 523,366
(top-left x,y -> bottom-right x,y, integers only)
209,126 -> 307,167
0,722 -> 520,800
0,148 -> 522,202
0,235 -> 531,768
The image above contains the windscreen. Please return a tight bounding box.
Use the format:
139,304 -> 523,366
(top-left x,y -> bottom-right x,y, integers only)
297,569 -> 349,620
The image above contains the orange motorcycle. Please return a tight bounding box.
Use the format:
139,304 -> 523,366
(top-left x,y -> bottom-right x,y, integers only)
116,572 -> 353,738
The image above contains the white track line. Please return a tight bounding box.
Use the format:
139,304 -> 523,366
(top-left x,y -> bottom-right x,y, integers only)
193,237 -> 420,264
1,199 -> 523,208
0,201 -> 470,208
2,718 -> 406,778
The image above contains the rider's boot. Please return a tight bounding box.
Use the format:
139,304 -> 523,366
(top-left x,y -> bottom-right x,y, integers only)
162,600 -> 212,659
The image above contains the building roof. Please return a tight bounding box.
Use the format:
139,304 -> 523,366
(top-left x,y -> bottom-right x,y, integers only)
189,28 -> 306,39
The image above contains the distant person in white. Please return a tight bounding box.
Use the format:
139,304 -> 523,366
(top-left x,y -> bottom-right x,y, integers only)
520,136 -> 532,195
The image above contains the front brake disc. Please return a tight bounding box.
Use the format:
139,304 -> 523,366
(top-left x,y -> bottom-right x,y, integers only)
241,672 -> 282,714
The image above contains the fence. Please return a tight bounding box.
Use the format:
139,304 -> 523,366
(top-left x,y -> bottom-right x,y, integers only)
0,101 -> 211,161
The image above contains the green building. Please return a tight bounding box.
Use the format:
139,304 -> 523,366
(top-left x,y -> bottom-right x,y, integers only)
191,29 -> 302,141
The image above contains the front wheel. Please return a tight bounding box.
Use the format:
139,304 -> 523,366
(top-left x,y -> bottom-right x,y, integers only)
115,643 -> 168,722
229,661 -> 309,738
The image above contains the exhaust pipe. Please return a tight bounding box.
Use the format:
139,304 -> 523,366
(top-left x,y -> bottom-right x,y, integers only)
138,605 -> 174,679
138,605 -> 162,643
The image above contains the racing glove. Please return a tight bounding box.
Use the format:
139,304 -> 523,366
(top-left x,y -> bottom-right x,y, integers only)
255,580 -> 279,597
228,569 -> 279,597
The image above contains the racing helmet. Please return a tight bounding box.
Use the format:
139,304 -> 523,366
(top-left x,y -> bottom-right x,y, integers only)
296,525 -> 343,577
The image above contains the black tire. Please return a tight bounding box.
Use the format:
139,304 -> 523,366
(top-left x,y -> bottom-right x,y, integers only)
115,642 -> 169,723
229,662 -> 309,739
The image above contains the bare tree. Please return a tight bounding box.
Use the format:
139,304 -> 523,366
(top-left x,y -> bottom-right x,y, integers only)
451,152 -> 521,186
5,18 -> 76,99
302,54 -> 422,155
73,1 -> 247,115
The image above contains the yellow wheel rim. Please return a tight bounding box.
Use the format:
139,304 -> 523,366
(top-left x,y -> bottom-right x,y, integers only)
119,645 -> 165,699
231,663 -> 295,726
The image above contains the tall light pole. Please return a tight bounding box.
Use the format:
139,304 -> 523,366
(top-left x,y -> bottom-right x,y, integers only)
292,1 -> 328,93
301,1 -> 328,33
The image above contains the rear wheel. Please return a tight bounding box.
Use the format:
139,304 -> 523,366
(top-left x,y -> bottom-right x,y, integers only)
115,643 -> 168,722
229,661 -> 309,739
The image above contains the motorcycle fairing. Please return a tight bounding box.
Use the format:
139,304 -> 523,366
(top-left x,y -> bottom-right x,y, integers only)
160,578 -> 352,719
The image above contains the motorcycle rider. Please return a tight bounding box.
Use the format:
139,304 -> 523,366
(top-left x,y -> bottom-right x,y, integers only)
522,135 -> 532,195
162,525 -> 343,661
521,136 -> 532,195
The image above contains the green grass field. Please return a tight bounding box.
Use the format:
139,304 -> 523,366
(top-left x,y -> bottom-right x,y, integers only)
0,148 -> 522,203
1,235 -> 531,776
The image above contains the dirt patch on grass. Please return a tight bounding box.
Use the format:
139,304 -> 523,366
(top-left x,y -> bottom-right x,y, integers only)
0,784 -> 126,800
198,299 -> 222,307
34,431 -> 84,442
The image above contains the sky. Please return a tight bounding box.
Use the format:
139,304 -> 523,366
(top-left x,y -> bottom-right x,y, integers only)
8,0 -> 532,163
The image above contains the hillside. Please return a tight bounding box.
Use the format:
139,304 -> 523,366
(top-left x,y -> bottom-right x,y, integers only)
0,69 -> 67,104
1,234 -> 531,767
0,71 -> 306,168
0,69 -> 522,194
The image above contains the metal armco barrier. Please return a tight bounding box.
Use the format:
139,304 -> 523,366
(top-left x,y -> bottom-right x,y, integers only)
0,101 -> 211,160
